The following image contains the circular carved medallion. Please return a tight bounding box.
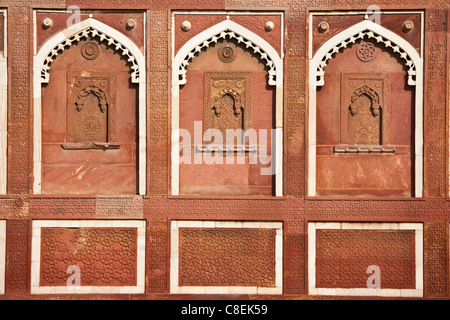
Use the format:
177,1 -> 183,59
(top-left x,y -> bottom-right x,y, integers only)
82,116 -> 102,138
356,42 -> 376,62
81,42 -> 100,60
217,44 -> 236,63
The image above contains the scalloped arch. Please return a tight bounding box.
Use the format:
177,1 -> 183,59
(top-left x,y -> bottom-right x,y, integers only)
174,19 -> 282,86
307,17 -> 424,198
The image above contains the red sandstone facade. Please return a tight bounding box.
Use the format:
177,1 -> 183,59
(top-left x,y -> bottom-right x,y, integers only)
0,0 -> 448,300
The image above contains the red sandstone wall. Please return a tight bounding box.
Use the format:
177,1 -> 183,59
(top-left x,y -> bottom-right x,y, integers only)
0,0 -> 448,300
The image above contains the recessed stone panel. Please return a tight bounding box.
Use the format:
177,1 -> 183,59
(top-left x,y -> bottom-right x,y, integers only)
308,222 -> 423,297
171,220 -> 283,294
31,220 -> 146,294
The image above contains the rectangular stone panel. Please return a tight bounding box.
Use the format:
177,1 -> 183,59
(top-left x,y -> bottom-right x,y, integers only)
171,221 -> 283,294
31,220 -> 145,294
179,228 -> 276,287
308,222 -> 423,297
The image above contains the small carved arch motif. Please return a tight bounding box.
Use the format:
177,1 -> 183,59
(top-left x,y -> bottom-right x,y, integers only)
40,26 -> 140,83
212,88 -> 243,118
349,85 -> 381,117
75,85 -> 108,113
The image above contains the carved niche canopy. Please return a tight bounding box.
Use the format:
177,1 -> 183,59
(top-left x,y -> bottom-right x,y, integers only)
203,72 -> 252,146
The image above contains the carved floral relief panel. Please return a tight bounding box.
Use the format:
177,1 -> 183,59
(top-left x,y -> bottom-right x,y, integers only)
203,72 -> 252,145
316,229 -> 416,289
171,220 -> 283,294
40,35 -> 138,195
31,220 -> 146,294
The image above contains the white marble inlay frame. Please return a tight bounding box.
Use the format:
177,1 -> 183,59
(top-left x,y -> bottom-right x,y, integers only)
31,219 -> 146,294
170,220 -> 283,294
33,14 -> 147,195
171,12 -> 284,197
308,12 -> 424,198
308,222 -> 424,297
0,220 -> 5,294
0,9 -> 7,195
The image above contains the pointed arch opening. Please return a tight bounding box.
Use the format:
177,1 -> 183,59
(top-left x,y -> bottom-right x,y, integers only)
33,17 -> 146,195
171,18 -> 284,196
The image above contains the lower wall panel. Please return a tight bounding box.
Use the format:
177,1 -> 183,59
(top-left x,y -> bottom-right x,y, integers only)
170,220 -> 283,295
30,220 -> 146,294
308,222 -> 424,297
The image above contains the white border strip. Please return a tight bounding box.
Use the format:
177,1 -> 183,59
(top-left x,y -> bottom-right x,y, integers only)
170,220 -> 283,294
308,222 -> 424,297
0,220 -> 5,294
0,9 -> 7,195
31,219 -> 146,294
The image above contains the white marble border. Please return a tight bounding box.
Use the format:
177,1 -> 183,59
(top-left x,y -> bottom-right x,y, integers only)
171,12 -> 284,197
0,10 -> 7,195
170,220 -> 283,294
0,220 -> 6,294
308,222 -> 424,297
33,14 -> 147,195
31,219 -> 146,294
307,11 -> 424,198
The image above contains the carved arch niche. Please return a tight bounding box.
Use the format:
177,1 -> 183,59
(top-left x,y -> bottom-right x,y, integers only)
309,12 -> 424,198
172,15 -> 284,197
34,13 -> 146,195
